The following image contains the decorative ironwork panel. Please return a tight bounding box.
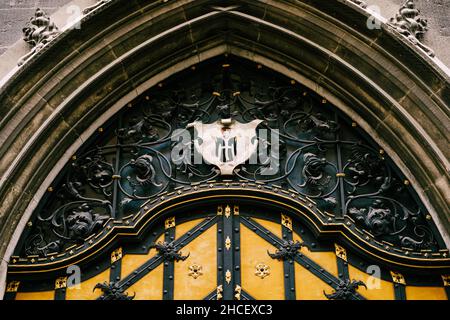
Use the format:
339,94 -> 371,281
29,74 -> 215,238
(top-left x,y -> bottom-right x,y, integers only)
15,57 -> 446,263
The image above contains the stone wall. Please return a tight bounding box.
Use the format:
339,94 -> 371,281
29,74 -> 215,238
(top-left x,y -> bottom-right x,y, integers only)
0,0 -> 449,66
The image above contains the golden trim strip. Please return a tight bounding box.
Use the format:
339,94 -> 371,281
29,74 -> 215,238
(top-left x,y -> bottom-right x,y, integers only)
8,188 -> 450,273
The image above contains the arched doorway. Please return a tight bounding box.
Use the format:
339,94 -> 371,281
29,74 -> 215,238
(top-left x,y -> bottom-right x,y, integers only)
3,57 -> 449,300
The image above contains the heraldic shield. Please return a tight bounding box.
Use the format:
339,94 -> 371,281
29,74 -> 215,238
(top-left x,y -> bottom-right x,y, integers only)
187,119 -> 263,175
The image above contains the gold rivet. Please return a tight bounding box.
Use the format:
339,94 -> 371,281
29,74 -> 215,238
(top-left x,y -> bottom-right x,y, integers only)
98,127 -> 103,133
47,187 -> 53,192
27,221 -> 32,227
290,80 -> 296,85
404,180 -> 410,185
222,64 -> 230,68
321,99 -> 327,104
426,215 -> 432,220
72,155 -> 77,161
257,64 -> 262,69
127,103 -> 133,107
351,122 -> 357,127
379,149 -> 384,155
158,83 -> 163,88
145,96 -> 150,100
302,92 -> 307,96
191,65 -> 196,70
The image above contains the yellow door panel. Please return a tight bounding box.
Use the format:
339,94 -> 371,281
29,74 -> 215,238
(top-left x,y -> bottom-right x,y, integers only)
128,264 -> 164,300
66,269 -> 110,300
240,224 -> 284,300
253,218 -> 282,239
406,286 -> 447,300
348,265 -> 394,300
293,232 -> 338,277
121,234 -> 162,279
295,263 -> 333,300
15,290 -> 55,300
174,224 -> 217,300
175,218 -> 204,239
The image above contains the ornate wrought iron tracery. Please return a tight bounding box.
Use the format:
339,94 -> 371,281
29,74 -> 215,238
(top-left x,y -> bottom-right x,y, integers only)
16,57 -> 445,261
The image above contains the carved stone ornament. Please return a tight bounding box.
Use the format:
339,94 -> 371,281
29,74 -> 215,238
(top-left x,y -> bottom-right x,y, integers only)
389,0 -> 434,57
18,8 -> 60,66
188,118 -> 262,175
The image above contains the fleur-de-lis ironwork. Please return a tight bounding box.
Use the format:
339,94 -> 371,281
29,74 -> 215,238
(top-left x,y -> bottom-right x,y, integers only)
93,281 -> 135,300
389,0 -> 434,56
267,240 -> 305,261
150,241 -> 189,262
323,279 -> 366,300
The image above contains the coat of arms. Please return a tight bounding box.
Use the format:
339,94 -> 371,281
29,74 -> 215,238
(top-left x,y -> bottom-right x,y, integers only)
187,119 -> 263,175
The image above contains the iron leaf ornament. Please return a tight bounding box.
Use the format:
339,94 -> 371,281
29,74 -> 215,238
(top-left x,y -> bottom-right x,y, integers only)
324,279 -> 367,300
267,240 -> 306,261
94,281 -> 135,300
389,0 -> 434,57
18,8 -> 60,66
